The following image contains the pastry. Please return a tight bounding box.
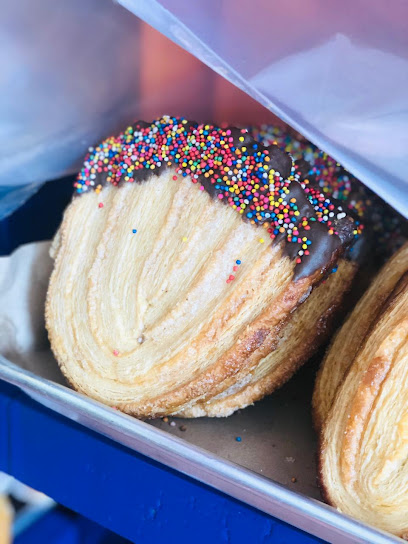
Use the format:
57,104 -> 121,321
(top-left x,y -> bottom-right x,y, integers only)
252,124 -> 407,261
318,243 -> 408,537
0,496 -> 12,544
46,116 -> 362,418
314,242 -> 408,430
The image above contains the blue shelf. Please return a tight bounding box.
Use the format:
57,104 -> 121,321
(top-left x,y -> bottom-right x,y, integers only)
0,381 -> 324,543
0,180 -> 326,543
15,507 -> 129,544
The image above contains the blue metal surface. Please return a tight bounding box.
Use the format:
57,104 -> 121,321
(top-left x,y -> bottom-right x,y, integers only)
0,176 -> 73,256
0,381 -> 325,543
0,180 -> 326,543
15,507 -> 130,544
15,509 -> 79,544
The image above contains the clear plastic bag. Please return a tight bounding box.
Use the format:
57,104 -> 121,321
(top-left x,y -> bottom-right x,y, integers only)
0,0 -> 143,218
120,0 -> 408,218
2,0 -> 407,219
0,0 -> 277,218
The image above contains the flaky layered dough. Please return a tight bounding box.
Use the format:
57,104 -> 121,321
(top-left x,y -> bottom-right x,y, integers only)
178,258 -> 354,417
46,169 -> 356,418
319,250 -> 408,538
313,243 -> 408,430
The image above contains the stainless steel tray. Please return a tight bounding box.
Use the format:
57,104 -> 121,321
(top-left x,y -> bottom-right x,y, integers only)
0,356 -> 402,544
0,242 -> 402,543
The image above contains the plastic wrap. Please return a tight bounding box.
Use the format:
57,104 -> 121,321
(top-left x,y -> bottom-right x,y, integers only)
0,0 -> 277,219
0,0 -> 142,218
120,0 -> 408,218
2,0 -> 407,219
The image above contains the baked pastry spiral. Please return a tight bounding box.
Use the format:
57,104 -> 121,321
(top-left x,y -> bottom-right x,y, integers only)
46,116 -> 362,418
313,242 -> 408,430
317,243 -> 408,538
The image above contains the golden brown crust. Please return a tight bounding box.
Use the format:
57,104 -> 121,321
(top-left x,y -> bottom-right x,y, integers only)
127,277 -> 313,417
313,242 -> 408,431
178,259 -> 356,417
46,170 -> 358,418
318,250 -> 408,538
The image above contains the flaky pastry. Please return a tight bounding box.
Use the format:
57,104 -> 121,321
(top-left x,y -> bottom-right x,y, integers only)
46,116 -> 362,418
318,243 -> 408,537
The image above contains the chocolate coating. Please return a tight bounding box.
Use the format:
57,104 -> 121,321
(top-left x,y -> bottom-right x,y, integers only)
75,116 -> 361,281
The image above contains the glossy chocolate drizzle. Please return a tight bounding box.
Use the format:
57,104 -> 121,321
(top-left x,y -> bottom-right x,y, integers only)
75,117 -> 360,280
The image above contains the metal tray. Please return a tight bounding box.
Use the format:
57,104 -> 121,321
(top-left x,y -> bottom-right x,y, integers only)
0,359 -> 402,544
0,242 -> 403,544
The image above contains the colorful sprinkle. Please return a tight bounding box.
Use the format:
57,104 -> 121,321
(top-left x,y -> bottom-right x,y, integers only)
75,116 -> 364,269
251,124 -> 405,258
98,202 -> 104,208
113,349 -> 119,356
226,258 -> 243,284
235,436 -> 242,442
132,229 -> 137,234
182,236 -> 188,242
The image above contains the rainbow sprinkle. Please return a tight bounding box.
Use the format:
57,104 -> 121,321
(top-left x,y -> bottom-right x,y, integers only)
75,116 -> 361,271
226,258 -> 242,284
252,125 -> 405,258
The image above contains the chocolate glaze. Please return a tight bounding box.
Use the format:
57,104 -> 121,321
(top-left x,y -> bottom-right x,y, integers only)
76,117 -> 361,281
